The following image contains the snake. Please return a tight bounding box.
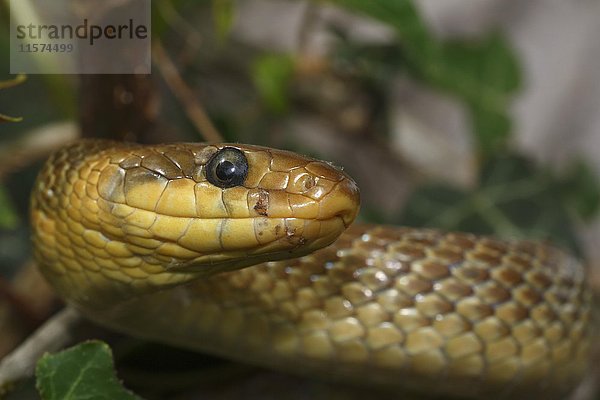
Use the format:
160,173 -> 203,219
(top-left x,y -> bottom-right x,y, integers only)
30,139 -> 592,399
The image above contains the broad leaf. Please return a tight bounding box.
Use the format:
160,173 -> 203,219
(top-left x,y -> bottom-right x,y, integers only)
36,341 -> 141,400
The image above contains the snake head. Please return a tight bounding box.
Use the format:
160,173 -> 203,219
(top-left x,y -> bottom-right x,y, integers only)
31,140 -> 360,305
115,142 -> 361,273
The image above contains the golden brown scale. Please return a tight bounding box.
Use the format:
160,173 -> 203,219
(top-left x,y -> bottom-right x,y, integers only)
30,140 -> 592,399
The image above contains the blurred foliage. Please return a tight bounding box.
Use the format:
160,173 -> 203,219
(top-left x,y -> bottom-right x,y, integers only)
251,0 -> 519,154
561,160 -> 600,220
0,186 -> 19,230
0,0 -> 75,118
398,155 -> 598,255
252,54 -> 295,115
318,0 -> 599,252
36,341 -> 140,400
0,76 -> 23,229
2,0 -> 600,399
250,0 -> 599,251
212,0 -> 236,42
329,0 -> 520,156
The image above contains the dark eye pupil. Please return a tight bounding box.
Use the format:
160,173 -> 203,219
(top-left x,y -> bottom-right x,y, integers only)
205,147 -> 249,188
216,161 -> 236,181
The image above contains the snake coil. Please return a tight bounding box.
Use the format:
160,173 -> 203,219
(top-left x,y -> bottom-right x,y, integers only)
31,140 -> 592,399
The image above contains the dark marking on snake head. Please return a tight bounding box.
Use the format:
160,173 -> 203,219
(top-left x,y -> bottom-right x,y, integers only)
285,227 -> 295,238
254,189 -> 269,216
283,227 -> 306,247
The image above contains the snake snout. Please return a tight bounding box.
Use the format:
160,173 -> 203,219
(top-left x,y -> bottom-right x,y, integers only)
326,176 -> 360,228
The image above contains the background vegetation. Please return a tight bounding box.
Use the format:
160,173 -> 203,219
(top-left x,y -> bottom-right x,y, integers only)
0,1 -> 598,399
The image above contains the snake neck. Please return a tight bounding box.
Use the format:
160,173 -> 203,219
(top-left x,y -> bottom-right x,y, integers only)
28,139 -> 594,399
30,190 -> 280,312
31,206 -> 197,312
27,141 -> 196,310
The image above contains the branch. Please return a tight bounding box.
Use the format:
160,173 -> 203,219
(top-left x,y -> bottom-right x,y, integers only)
0,121 -> 78,181
152,41 -> 223,143
0,308 -> 83,389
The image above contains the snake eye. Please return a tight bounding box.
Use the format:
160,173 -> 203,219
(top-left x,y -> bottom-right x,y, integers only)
205,147 -> 248,188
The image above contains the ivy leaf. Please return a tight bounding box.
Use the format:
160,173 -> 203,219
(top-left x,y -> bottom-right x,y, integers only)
252,54 -> 295,115
36,341 -> 142,400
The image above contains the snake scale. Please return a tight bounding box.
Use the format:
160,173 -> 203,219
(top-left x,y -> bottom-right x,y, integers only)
30,140 -> 592,399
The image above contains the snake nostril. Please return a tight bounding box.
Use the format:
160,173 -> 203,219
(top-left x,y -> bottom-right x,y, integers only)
303,175 -> 316,191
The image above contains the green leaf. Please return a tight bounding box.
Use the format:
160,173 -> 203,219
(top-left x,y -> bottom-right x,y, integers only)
0,186 -> 19,229
36,341 -> 142,400
212,0 -> 236,42
252,54 -> 295,115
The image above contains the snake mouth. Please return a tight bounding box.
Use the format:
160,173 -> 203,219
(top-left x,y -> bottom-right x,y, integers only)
140,172 -> 359,275
315,176 -> 360,229
334,206 -> 358,229
166,216 -> 347,274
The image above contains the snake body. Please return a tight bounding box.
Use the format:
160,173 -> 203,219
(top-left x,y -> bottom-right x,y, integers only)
30,140 -> 592,399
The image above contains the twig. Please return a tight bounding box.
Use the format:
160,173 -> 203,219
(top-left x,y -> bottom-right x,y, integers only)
0,259 -> 59,359
0,121 -> 78,181
0,75 -> 27,122
152,40 -> 223,143
0,308 -> 82,389
0,75 -> 26,90
297,2 -> 319,54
